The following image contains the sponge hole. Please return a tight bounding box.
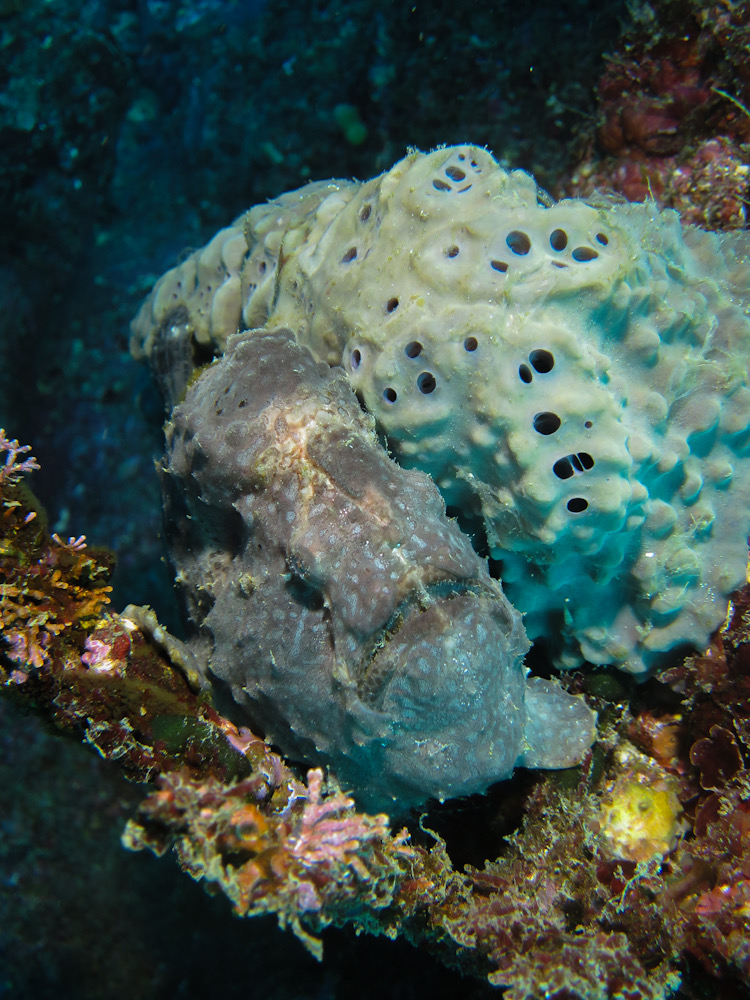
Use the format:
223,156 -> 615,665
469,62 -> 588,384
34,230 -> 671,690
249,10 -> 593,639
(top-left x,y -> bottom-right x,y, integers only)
533,412 -> 561,435
553,452 -> 594,479
417,372 -> 437,394
550,229 -> 568,251
405,341 -> 423,359
456,151 -> 480,169
567,497 -> 589,513
572,246 -> 598,262
529,349 -> 554,373
506,231 -> 531,255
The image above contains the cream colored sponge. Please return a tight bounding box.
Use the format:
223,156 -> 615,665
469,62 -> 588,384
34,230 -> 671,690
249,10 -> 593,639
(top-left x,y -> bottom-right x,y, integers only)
132,145 -> 750,675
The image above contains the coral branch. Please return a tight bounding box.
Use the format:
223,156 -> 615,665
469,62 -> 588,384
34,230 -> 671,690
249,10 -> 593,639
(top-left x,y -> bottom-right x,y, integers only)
0,429 -> 39,487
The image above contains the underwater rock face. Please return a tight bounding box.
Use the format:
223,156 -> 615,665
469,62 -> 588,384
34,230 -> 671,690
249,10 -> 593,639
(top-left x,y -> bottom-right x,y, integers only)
162,329 -> 594,811
133,144 -> 750,675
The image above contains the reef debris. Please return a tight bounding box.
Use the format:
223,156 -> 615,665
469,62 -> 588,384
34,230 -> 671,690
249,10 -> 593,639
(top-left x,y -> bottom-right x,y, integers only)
123,767 -> 412,961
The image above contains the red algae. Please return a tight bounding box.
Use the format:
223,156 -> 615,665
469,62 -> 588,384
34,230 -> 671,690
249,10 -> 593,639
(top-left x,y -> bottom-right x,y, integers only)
562,0 -> 750,231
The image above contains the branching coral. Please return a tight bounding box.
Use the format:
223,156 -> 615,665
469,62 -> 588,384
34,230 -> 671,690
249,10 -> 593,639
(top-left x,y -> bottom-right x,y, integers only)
0,429 -> 40,486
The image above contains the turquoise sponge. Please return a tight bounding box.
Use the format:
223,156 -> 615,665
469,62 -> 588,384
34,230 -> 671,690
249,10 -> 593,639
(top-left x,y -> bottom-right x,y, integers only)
132,145 -> 750,675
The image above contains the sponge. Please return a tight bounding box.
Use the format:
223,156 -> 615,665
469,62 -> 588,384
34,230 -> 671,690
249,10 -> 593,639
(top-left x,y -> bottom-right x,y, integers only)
133,145 -> 750,674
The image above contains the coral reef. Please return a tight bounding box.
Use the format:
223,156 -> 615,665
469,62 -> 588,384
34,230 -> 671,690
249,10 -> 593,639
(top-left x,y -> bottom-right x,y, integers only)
133,144 -> 750,677
13,2 -> 750,995
162,327 -> 594,811
3,432 -> 750,996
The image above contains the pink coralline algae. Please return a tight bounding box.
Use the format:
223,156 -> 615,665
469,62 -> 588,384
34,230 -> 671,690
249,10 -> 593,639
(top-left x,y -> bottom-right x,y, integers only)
123,766 -> 411,960
568,135 -> 749,232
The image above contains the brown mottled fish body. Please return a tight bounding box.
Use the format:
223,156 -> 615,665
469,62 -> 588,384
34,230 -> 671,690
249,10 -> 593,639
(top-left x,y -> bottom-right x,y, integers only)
163,329 -> 593,811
